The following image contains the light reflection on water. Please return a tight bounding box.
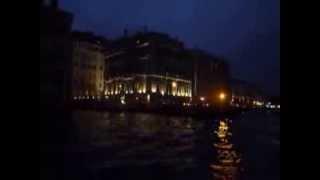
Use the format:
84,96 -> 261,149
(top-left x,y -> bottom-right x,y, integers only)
68,110 -> 279,180
210,119 -> 241,180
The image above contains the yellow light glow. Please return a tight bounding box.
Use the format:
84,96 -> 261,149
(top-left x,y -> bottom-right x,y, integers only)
172,82 -> 177,88
151,87 -> 157,93
219,92 -> 226,101
138,90 -> 142,94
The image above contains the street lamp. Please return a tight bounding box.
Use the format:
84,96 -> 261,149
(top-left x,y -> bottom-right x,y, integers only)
219,92 -> 226,101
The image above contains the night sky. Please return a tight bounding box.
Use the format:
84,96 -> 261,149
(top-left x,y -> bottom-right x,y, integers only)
61,0 -> 280,96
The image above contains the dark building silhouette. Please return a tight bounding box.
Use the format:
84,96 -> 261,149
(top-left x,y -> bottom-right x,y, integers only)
191,50 -> 231,105
71,31 -> 110,100
40,0 -> 73,107
229,78 -> 266,108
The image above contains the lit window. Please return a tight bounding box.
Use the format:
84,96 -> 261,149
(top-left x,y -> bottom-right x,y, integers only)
172,82 -> 177,88
147,94 -> 150,102
151,84 -> 157,93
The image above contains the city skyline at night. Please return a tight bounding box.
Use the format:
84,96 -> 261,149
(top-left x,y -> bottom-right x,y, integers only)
60,0 -> 280,96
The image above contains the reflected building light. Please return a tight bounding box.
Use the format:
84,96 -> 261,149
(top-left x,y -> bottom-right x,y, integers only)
105,96 -> 109,99
125,90 -> 128,94
138,90 -> 142,94
161,90 -> 165,96
200,97 -> 205,101
277,105 -> 280,109
130,90 -> 134,94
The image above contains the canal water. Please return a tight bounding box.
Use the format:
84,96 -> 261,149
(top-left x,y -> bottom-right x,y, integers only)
44,110 -> 280,180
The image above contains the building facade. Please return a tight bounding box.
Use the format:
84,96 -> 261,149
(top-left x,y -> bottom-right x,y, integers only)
230,79 -> 266,108
71,32 -> 106,100
105,32 -> 193,105
191,50 -> 231,106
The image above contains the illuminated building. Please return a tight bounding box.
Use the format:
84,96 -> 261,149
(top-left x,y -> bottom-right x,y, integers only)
71,31 -> 108,100
105,32 -> 193,105
230,78 -> 266,108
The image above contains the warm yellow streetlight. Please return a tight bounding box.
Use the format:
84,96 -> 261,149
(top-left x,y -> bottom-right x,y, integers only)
219,92 -> 226,101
